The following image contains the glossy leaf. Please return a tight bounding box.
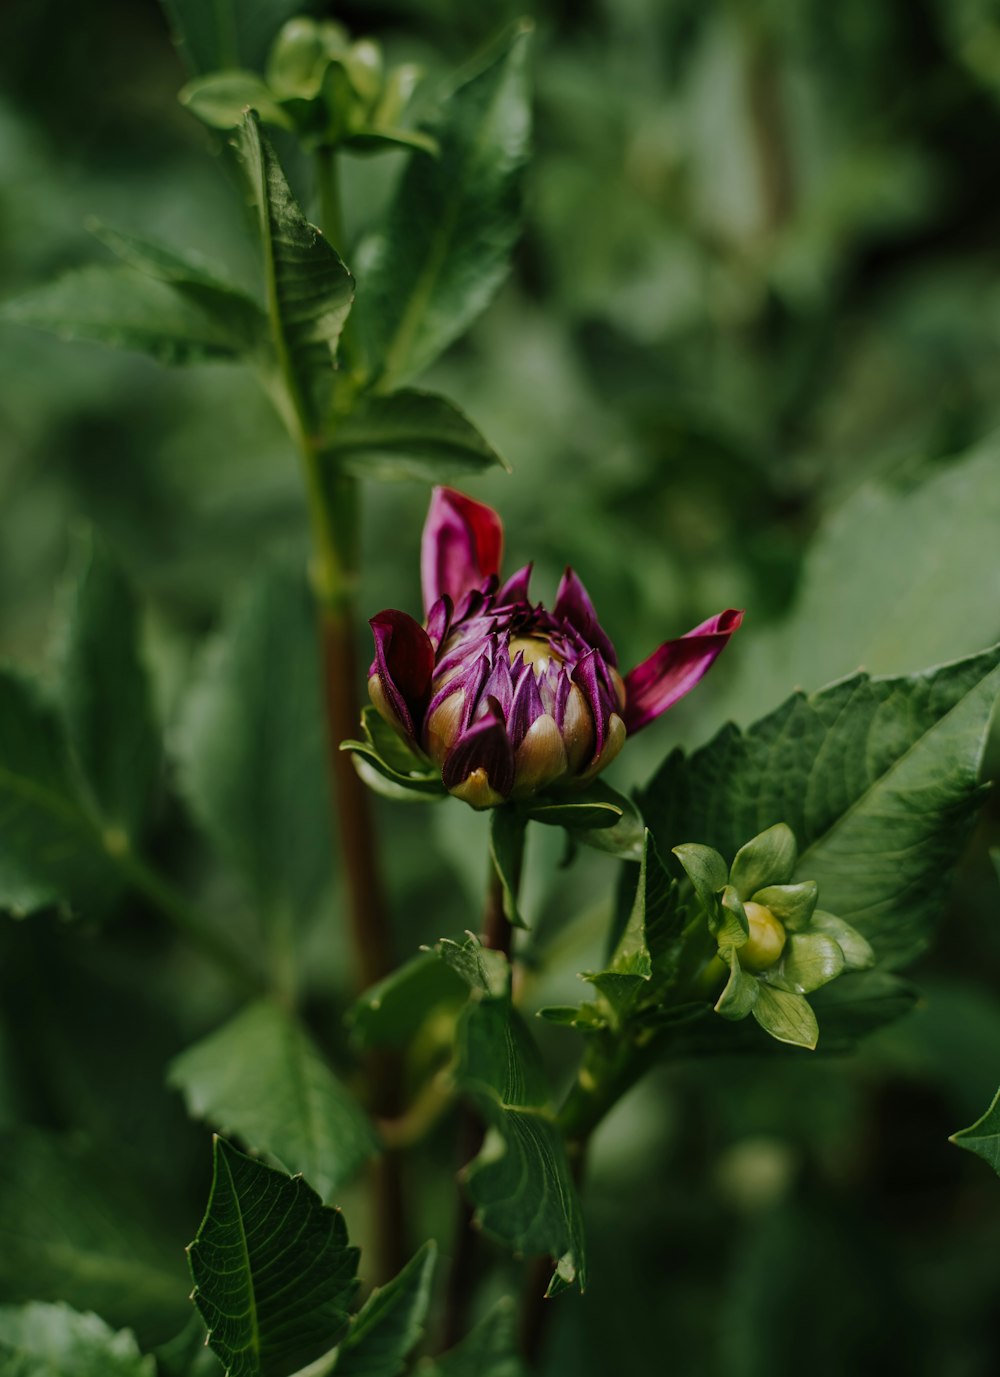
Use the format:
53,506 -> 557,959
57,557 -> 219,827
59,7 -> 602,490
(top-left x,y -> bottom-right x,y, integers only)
168,1000 -> 378,1201
334,1241 -> 436,1377
235,111 -> 354,433
561,779 -> 645,859
188,1138 -> 359,1377
752,983 -> 819,1050
0,1303 -> 154,1377
951,1086 -> 1000,1174
354,26 -> 531,387
643,646 -> 1000,969
326,389 -> 508,483
57,536 -> 160,841
176,566 -> 333,926
729,822 -> 796,900
672,842 -> 728,912
420,1297 -> 526,1377
0,265 -> 249,365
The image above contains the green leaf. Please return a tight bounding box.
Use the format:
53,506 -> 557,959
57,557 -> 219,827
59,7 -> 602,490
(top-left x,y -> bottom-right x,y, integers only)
176,566 -> 332,926
716,886 -> 750,949
752,984 -> 819,1050
349,951 -> 467,1049
715,951 -> 758,1020
57,535 -> 159,841
0,1129 -> 189,1342
325,389 -> 508,483
778,932 -> 845,995
87,220 -> 268,350
751,881 -> 818,931
188,1138 -> 359,1377
951,1085 -> 1000,1174
525,796 -> 623,831
489,807 -> 527,928
643,646 -> 1000,969
419,1297 -> 526,1377
455,993 -> 586,1295
168,1000 -> 377,1201
341,706 -> 445,802
159,0 -> 310,76
671,842 -> 728,912
180,70 -> 293,130
334,1241 -> 436,1377
561,780 -> 645,859
153,1314 -> 222,1377
354,25 -> 532,387
0,670 -> 120,916
809,910 -> 875,970
436,934 -> 509,1000
729,822 -> 797,900
712,439 -> 1000,729
0,1303 -> 154,1377
235,111 -> 354,433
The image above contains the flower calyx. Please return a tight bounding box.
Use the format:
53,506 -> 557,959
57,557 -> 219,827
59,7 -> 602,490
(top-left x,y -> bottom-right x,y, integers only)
673,823 -> 875,1050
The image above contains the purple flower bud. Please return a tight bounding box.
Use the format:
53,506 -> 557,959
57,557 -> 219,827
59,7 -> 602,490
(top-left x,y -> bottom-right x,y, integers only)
368,487 -> 743,807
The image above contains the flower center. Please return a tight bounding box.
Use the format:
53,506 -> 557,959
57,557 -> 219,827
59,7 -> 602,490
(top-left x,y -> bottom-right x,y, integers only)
508,634 -> 564,671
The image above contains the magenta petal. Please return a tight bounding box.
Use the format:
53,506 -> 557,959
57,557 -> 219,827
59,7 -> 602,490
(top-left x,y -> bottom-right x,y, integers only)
623,608 -> 744,733
554,567 -> 617,665
497,563 -> 533,606
369,610 -> 436,737
571,648 -> 609,758
508,659 -> 544,748
425,594 -> 453,651
441,701 -> 515,797
420,487 -> 504,618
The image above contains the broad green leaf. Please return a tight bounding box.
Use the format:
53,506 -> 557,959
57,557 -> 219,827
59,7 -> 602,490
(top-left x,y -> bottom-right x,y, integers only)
752,984 -> 819,1050
354,26 -> 531,387
57,536 -> 159,840
729,823 -> 796,900
489,807 -> 527,929
455,991 -> 586,1295
951,1086 -> 1000,1174
0,1303 -> 153,1377
0,1130 -> 189,1342
334,1241 -> 436,1377
341,706 -> 445,802
88,220 -> 268,350
349,952 -> 467,1049
0,266 -> 248,364
188,1138 -> 359,1377
176,566 -> 333,926
712,440 -> 1000,728
180,71 -> 293,130
168,1000 -> 377,1201
325,389 -> 508,483
235,111 -> 354,433
419,1297 -> 526,1377
642,646 -> 1000,969
159,0 -> 310,76
0,671 -> 120,916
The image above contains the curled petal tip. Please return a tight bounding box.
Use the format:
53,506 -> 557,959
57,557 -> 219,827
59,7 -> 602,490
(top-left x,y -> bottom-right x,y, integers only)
368,609 -> 435,738
420,487 -> 504,618
623,607 -> 744,733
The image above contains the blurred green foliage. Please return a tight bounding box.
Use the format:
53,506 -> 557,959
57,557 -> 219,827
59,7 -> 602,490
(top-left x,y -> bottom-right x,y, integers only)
2,1 -> 1000,1374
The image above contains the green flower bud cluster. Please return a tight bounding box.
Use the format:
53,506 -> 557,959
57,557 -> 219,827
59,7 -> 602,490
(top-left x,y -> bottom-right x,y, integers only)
673,823 -> 874,1050
179,17 -> 437,157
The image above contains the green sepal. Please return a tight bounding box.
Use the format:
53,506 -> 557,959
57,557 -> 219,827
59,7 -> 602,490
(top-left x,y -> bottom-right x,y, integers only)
552,780 -> 644,857
950,1086 -> 1000,1176
525,796 -> 623,832
715,949 -> 758,1020
672,842 -> 728,912
751,983 -> 819,1049
179,70 -> 294,130
729,822 -> 797,899
715,885 -> 750,948
809,910 -> 875,971
777,931 -> 845,995
750,880 -> 818,931
341,706 -> 446,802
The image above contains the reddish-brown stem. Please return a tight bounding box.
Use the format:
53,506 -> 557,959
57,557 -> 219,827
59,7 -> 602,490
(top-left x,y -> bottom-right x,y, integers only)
320,605 -> 406,1280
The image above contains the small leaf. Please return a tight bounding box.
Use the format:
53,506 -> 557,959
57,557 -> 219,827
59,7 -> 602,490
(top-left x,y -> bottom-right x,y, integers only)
354,25 -> 532,387
435,934 -> 509,1000
526,798 -> 622,831
809,911 -> 875,971
176,566 -> 333,927
778,932 -> 845,995
235,111 -> 354,433
752,985 -> 819,1050
951,1086 -> 1000,1175
566,780 -> 645,859
489,807 -> 527,928
180,70 -> 293,130
58,535 -> 159,841
326,389 -> 508,483
341,707 -> 445,801
0,1302 -> 154,1377
335,1242 -> 436,1377
672,842 -> 728,912
420,1297 -> 526,1377
536,1004 -> 608,1031
188,1139 -> 359,1377
751,881 -> 817,932
349,952 -> 466,1050
729,823 -> 797,899
1,265 -> 250,364
715,886 -> 749,949
715,952 -> 758,1020
168,1000 -> 378,1202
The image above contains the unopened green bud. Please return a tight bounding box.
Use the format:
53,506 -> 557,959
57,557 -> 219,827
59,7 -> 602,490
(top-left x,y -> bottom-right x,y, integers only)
739,901 -> 786,972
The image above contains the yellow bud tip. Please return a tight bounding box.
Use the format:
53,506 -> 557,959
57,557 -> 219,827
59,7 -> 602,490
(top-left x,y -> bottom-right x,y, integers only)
740,901 -> 787,972
449,768 -> 505,810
